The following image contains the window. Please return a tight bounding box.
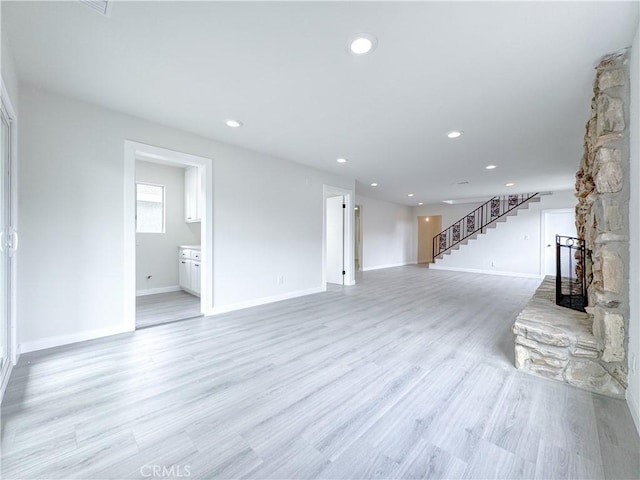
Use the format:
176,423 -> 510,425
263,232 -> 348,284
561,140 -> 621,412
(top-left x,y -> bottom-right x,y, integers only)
136,183 -> 165,233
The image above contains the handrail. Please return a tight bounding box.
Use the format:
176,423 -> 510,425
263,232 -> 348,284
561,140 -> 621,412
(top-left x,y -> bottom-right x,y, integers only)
432,192 -> 540,261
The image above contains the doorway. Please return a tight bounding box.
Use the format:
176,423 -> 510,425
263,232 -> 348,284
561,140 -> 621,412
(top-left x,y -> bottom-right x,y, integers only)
0,82 -> 18,398
417,215 -> 443,264
542,209 -> 577,276
124,141 -> 213,331
323,185 -> 355,287
134,161 -> 203,328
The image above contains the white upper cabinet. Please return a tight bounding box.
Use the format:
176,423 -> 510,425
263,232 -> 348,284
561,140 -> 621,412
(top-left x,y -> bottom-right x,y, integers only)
184,166 -> 202,223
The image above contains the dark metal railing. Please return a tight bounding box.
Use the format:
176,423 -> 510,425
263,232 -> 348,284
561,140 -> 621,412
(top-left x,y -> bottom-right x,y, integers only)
555,235 -> 587,312
432,192 -> 540,261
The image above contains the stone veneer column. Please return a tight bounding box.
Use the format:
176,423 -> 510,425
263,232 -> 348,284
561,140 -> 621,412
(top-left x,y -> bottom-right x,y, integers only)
575,50 -> 630,388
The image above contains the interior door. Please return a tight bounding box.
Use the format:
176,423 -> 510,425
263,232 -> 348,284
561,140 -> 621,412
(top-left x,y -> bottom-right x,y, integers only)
0,100 -> 12,387
543,209 -> 577,276
326,195 -> 345,285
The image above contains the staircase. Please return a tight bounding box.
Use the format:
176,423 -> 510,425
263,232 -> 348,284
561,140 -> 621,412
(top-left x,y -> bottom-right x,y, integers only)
432,192 -> 541,262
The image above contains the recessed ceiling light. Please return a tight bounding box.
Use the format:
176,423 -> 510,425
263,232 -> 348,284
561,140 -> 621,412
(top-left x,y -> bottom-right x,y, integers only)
224,119 -> 243,128
505,182 -> 515,187
447,131 -> 463,139
485,165 -> 497,170
418,202 -> 424,206
336,158 -> 348,163
370,182 -> 378,187
407,193 -> 414,197
347,33 -> 377,55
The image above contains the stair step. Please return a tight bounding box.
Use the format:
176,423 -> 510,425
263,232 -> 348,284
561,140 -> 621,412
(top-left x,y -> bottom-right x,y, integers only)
432,193 -> 541,263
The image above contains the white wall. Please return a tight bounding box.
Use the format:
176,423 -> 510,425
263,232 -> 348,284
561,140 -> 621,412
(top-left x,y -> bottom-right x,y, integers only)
135,160 -> 199,294
627,19 -> 640,434
427,191 -> 576,278
416,201 -> 483,230
17,85 -> 354,351
355,195 -> 415,271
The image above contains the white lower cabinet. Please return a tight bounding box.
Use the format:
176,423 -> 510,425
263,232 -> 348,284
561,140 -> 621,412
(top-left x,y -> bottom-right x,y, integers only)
178,248 -> 201,297
191,262 -> 201,295
179,258 -> 191,291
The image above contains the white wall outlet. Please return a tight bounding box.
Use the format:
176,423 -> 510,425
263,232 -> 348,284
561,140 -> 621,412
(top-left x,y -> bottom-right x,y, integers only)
277,275 -> 284,285
491,261 -> 496,267
524,234 -> 529,240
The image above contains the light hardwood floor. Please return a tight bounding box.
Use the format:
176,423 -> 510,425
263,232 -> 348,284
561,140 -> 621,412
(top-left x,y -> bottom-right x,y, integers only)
136,291 -> 202,329
2,267 -> 639,479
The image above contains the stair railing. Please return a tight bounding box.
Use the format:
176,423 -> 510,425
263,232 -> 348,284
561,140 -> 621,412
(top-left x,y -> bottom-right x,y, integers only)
432,192 -> 540,261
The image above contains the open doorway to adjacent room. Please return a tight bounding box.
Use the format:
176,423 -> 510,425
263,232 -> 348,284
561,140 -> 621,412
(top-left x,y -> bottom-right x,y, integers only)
417,215 -> 443,265
124,141 -> 213,330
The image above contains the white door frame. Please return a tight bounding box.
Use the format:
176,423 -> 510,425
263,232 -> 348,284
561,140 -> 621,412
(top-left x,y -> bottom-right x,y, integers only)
355,204 -> 363,272
540,208 -> 575,277
322,185 -> 355,287
0,78 -> 19,399
124,141 -> 214,331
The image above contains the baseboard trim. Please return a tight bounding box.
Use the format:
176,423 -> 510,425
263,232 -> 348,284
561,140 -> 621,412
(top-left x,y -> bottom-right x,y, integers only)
429,265 -> 543,280
208,286 -> 326,316
19,324 -> 133,354
136,285 -> 181,296
363,262 -> 413,272
628,389 -> 640,436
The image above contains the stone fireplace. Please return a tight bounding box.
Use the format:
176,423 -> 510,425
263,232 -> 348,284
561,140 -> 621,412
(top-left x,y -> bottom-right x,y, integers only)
576,49 -> 630,389
513,49 -> 630,398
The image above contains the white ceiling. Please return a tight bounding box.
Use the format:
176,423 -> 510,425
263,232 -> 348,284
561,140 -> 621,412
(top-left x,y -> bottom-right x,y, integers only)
4,1 -> 639,205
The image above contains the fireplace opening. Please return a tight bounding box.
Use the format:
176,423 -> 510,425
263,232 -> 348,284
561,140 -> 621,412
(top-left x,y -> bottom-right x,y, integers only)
555,235 -> 588,312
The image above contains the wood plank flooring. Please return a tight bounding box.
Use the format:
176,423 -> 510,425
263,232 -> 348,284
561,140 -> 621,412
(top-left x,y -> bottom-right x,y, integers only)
136,291 -> 202,329
2,266 -> 639,479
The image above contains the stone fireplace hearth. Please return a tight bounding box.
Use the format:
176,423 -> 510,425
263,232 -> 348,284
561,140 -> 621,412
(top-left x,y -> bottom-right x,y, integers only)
514,277 -> 624,397
514,49 -> 630,398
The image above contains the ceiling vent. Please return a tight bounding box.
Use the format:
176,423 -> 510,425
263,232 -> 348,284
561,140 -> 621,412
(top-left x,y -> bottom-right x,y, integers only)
79,0 -> 111,16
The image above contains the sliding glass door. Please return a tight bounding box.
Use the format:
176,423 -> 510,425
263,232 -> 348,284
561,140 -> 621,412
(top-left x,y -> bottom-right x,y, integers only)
0,99 -> 12,388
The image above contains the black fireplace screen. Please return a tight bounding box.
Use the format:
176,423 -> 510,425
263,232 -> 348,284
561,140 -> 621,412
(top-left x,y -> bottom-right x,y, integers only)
555,235 -> 587,312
